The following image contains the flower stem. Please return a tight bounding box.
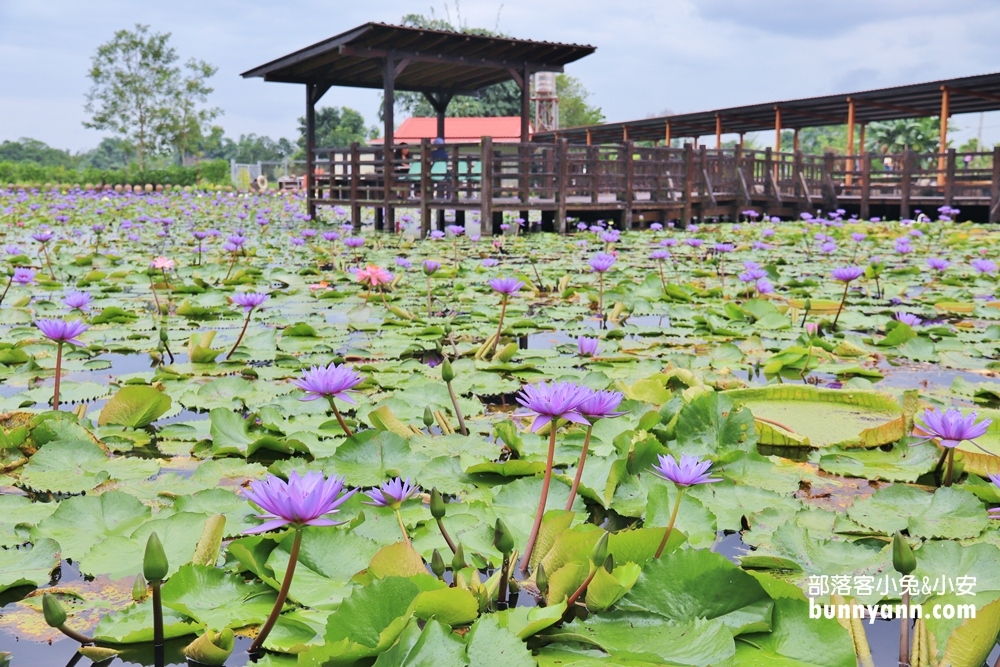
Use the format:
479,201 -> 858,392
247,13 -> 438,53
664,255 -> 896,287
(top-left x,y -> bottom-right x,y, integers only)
249,528 -> 302,654
565,424 -> 594,510
491,297 -> 508,356
426,277 -> 433,318
225,310 -> 253,360
42,244 -> 55,280
597,273 -> 604,314
436,517 -> 457,553
57,623 -> 94,646
224,253 -> 238,281
831,282 -> 850,329
654,487 -> 684,558
564,565 -> 599,609
52,342 -> 63,411
944,449 -> 955,487
149,277 -> 162,315
521,426 -> 558,574
151,579 -> 163,647
657,262 -> 667,293
328,398 -> 354,438
900,590 -> 911,667
0,274 -> 12,309
395,509 -> 412,547
446,380 -> 468,435
497,553 -> 510,609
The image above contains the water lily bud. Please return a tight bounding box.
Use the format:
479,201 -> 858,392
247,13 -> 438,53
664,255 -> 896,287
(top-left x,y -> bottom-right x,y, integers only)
603,554 -> 615,573
430,488 -> 446,519
42,592 -> 67,628
892,531 -> 917,575
493,518 -> 515,555
535,563 -> 548,596
452,543 -> 466,571
143,532 -> 169,582
423,406 -> 435,427
159,327 -> 168,343
441,358 -> 455,383
132,574 -> 147,602
590,532 -> 610,567
430,549 -> 446,577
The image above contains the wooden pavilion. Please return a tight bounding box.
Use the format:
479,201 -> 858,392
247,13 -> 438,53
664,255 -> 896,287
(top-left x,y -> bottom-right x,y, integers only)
245,28 -> 1000,231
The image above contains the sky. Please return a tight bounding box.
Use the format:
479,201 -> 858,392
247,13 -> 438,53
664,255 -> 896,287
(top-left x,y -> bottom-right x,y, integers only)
3,0 -> 1000,152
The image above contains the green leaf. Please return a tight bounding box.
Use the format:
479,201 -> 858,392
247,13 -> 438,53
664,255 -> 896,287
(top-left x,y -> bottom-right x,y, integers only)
674,391 -> 756,456
846,485 -> 988,539
0,538 -> 60,594
816,442 -> 937,482
619,550 -> 772,635
736,599 -> 855,667
369,542 -> 427,579
94,599 -> 201,644
98,385 -> 171,428
465,614 -> 535,667
411,587 -> 479,626
161,564 -> 278,630
31,491 -> 150,561
373,618 -> 469,667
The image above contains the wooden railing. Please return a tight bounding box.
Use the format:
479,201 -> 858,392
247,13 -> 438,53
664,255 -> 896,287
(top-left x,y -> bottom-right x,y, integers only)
305,140 -> 1000,231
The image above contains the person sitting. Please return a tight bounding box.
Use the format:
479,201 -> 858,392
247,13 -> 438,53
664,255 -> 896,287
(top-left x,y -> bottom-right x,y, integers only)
430,137 -> 448,161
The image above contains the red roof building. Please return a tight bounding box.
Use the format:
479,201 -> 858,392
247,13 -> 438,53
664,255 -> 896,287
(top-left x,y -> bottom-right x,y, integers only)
370,117 -> 530,144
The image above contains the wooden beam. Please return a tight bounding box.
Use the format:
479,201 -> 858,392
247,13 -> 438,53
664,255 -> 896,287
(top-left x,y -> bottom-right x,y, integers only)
947,86 -> 1000,105
520,63 -> 530,142
846,97 -> 855,187
339,45 -> 563,75
852,97 -> 936,118
776,107 -> 846,125
938,86 -> 950,186
715,114 -> 722,149
623,126 -> 629,142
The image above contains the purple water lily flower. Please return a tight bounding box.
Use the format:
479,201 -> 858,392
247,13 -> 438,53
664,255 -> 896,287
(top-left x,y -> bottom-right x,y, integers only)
649,223 -> 663,231
851,232 -> 867,242
395,256 -> 412,269
231,292 -> 269,311
63,291 -> 92,311
650,249 -> 670,261
481,258 -> 499,267
489,277 -> 524,296
895,312 -> 921,327
916,408 -> 991,449
590,253 -> 616,273
35,318 -> 89,345
323,231 -> 340,242
988,474 -> 1000,519
831,266 -> 864,283
576,388 -> 626,420
972,259 -> 997,276
651,453 -> 721,487
685,238 -> 704,248
516,381 -> 590,432
242,471 -> 355,534
12,268 -> 35,285
344,237 -> 365,248
364,476 -> 420,510
32,231 -> 53,243
926,258 -> 950,272
292,363 -> 363,404
429,230 -> 446,240
756,278 -> 774,294
423,260 -> 440,275
739,268 -> 768,282
577,336 -> 599,357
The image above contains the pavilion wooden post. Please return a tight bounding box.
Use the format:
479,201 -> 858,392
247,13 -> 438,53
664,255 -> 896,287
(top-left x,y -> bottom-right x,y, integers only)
419,138 -> 431,238
305,83 -> 316,220
900,149 -> 912,220
860,151 -> 871,220
349,142 -> 361,230
990,146 -> 1000,223
938,86 -> 950,186
556,138 -> 569,233
715,114 -> 722,149
793,128 -> 800,153
774,107 -> 782,152
518,63 -> 530,225
682,143 -> 694,226
624,140 -> 635,229
423,93 -> 453,139
586,129 -> 593,146
665,121 -> 672,146
793,149 -> 803,201
480,136 -> 494,235
845,97 -> 856,187
381,54 -> 397,233
944,147 -> 956,207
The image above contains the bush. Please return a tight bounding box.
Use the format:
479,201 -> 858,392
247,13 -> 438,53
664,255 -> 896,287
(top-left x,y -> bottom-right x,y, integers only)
0,160 -> 226,188
200,159 -> 230,185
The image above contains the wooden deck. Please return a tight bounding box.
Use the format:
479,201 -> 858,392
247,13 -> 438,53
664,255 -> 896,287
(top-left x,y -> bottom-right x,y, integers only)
307,139 -> 1000,232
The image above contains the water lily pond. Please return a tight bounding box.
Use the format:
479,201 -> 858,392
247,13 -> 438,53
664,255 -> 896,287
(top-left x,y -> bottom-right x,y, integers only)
2,188 -> 1000,667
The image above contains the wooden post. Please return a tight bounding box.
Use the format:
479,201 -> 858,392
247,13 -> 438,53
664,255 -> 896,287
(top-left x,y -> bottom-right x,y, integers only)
774,107 -> 782,153
349,142 -> 361,231
990,145 -> 1000,223
900,149 -> 912,220
624,140 -> 635,229
590,146 -> 599,205
944,147 -> 956,207
845,97 -> 855,187
938,86 -> 950,186
665,121 -> 672,146
764,147 -> 773,199
860,151 -> 871,220
623,126 -> 629,142
793,149 -> 803,202
519,64 -> 530,224
419,138 -> 430,238
481,137 -> 494,235
586,129 -> 592,146
715,114 -> 722,149
557,138 -> 569,233
738,133 -> 744,149
682,143 -> 694,226
793,128 -> 799,153
305,84 -> 316,221
382,54 -> 396,233
823,152 -> 839,210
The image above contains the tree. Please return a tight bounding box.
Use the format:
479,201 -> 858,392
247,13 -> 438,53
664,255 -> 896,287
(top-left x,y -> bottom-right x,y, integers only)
866,118 -> 945,154
169,59 -> 222,164
83,24 -> 219,170
79,138 -> 134,170
296,107 -> 374,154
556,74 -> 604,128
0,138 -> 76,167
